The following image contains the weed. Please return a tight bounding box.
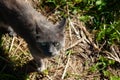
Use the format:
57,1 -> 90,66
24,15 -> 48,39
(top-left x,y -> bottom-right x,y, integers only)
0,0 -> 119,79
90,56 -> 120,79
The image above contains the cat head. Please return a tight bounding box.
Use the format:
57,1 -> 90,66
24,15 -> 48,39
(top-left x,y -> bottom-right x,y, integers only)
31,18 -> 66,58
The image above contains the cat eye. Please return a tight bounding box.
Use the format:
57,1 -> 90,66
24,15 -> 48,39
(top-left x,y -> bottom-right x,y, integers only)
54,42 -> 61,50
55,42 -> 60,47
53,42 -> 60,47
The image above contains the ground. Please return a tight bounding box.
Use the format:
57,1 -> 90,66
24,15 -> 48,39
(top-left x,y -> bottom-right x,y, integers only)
0,0 -> 120,80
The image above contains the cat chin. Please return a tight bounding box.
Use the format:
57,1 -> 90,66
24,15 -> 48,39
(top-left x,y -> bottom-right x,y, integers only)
37,65 -> 46,72
42,52 -> 59,58
36,52 -> 60,72
44,51 -> 60,57
34,48 -> 55,58
51,51 -> 60,56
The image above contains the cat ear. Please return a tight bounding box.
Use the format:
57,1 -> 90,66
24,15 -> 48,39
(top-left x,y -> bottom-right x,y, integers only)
55,18 -> 66,32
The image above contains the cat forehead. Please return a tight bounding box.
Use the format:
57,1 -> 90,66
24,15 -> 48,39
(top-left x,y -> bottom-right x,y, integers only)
36,17 -> 66,33
45,32 -> 64,40
35,18 -> 66,41
36,31 -> 64,42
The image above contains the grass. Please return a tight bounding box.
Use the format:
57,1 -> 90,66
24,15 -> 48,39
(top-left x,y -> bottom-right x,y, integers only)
0,0 -> 120,80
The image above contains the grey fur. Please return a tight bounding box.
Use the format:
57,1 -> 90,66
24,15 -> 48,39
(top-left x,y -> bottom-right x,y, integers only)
0,0 -> 66,71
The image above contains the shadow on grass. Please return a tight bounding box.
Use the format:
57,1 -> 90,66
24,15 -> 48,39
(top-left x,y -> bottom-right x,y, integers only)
0,30 -> 43,80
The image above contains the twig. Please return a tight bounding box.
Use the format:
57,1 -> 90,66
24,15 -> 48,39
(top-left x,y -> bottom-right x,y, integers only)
46,75 -> 53,80
13,39 -> 23,55
25,0 -> 28,2
9,37 -> 15,53
111,46 -> 119,59
68,18 -> 81,39
74,22 -> 99,50
66,38 -> 84,50
80,30 -> 90,44
69,19 -> 72,41
81,25 -> 99,50
103,51 -> 120,63
13,43 -> 27,55
61,52 -> 71,79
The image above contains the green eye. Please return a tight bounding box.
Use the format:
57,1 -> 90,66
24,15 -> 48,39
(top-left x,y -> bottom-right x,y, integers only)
56,42 -> 60,46
54,42 -> 61,50
53,42 -> 60,47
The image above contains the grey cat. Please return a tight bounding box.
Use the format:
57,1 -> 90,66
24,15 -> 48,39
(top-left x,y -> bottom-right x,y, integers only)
0,0 -> 66,71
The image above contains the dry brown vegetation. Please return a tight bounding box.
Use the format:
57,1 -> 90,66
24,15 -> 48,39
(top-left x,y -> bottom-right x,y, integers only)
0,0 -> 120,80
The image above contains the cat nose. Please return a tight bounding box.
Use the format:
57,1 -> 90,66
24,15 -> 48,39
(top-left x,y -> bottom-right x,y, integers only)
49,46 -> 59,56
44,51 -> 57,57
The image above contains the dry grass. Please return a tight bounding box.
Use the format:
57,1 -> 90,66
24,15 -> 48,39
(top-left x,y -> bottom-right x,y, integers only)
0,0 -> 120,80
0,17 -> 100,80
1,15 -> 120,80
